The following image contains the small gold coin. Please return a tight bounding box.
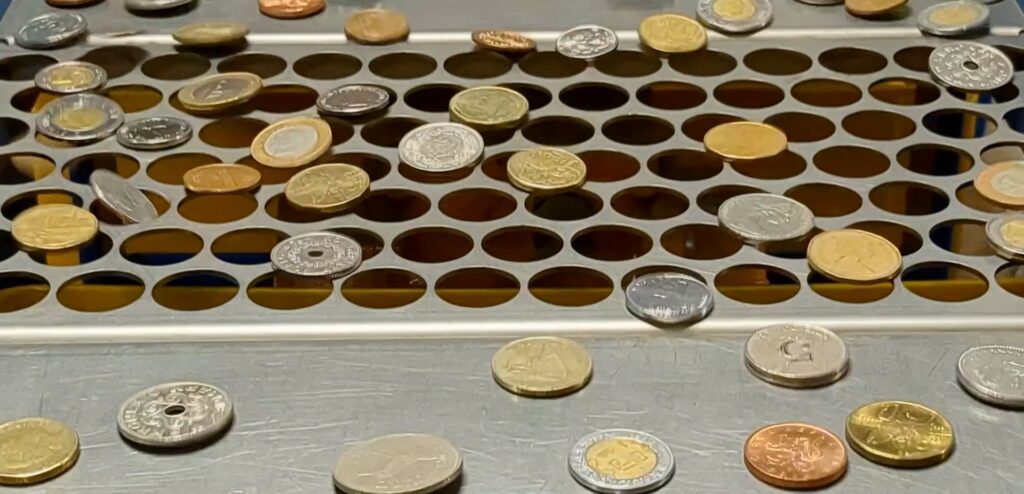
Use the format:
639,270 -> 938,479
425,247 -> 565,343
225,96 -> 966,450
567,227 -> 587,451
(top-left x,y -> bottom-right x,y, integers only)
975,161 -> 1024,208
12,204 -> 98,251
178,72 -> 262,113
491,336 -> 592,397
808,229 -> 902,283
251,116 -> 332,169
449,86 -> 529,131
846,401 -> 954,468
284,163 -> 370,212
639,13 -> 707,53
846,0 -> 908,17
172,22 -> 249,46
183,164 -> 262,194
588,438 -> 658,477
471,30 -> 537,53
0,417 -> 79,485
704,121 -> 787,161
344,9 -> 410,45
715,0 -> 757,20
507,148 -> 587,193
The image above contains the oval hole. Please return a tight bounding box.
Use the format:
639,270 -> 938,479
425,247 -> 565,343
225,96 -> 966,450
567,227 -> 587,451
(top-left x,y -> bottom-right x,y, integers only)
211,228 -> 287,265
649,149 -> 723,181
369,53 -> 437,79
594,51 -> 661,77
526,190 -> 602,221
200,118 -> 268,148
122,228 -> 203,266
404,84 -> 465,112
785,183 -> 861,217
248,273 -> 332,310
930,219 -> 994,256
28,232 -> 112,266
662,224 -> 743,260
602,115 -> 674,145
341,269 -> 426,309
355,189 -> 430,223
560,83 -> 629,111
996,264 -> 1024,299
637,81 -> 706,110
669,51 -> 737,76
812,146 -> 888,179
571,226 -> 652,261
293,53 -> 361,79
529,267 -> 613,307
518,51 -> 586,78
142,53 -> 210,80
483,227 -> 563,262
264,194 -> 334,224
612,187 -> 688,220
2,189 -> 82,220
731,151 -> 806,180
714,80 -> 785,109
716,264 -> 801,304
522,116 -> 594,146
361,117 -> 424,148
843,111 -> 916,140
440,188 -> 516,222
147,153 -> 219,185
819,47 -> 887,74
0,272 -> 49,313
956,181 -> 1007,213
869,77 -> 940,106
0,118 -> 29,147
153,270 -> 239,311
846,220 -> 923,256
765,113 -> 835,143
178,194 -> 257,223
481,152 -> 513,182
320,152 -> 391,182
924,109 -> 997,138
252,84 -> 318,113
579,150 -> 639,182
809,272 -> 893,304
948,84 -> 1019,104
902,262 -> 988,302
79,46 -> 147,79
436,268 -> 520,308
894,46 -> 933,72
444,51 -> 512,78
0,153 -> 55,184
681,114 -> 742,142
393,227 -> 473,263
57,271 -> 144,312
499,83 -> 552,110
621,266 -> 707,290
791,79 -> 862,107
63,153 -> 138,184
897,144 -> 973,176
0,55 -> 56,81
217,53 -> 286,78
744,48 -> 812,75
697,185 -> 765,215
100,84 -> 162,113
869,182 -> 949,216
326,228 -> 385,261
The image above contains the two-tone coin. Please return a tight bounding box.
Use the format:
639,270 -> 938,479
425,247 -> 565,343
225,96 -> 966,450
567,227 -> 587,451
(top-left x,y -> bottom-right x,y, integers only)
625,272 -> 715,326
704,122 -> 787,161
491,337 -> 593,397
846,401 -> 954,468
259,0 -> 324,19
178,72 -> 263,113
126,0 -> 194,10
507,148 -> 587,193
957,345 -> 1024,408
35,61 -> 106,94
639,13 -> 707,53
556,25 -> 618,60
271,232 -> 362,279
918,1 -> 990,36
90,169 -> 159,224
449,86 -> 529,131
12,204 -> 98,251
117,116 -> 193,150
745,423 -> 846,490
15,12 -> 87,49
986,213 -> 1024,261
569,429 -> 674,494
173,22 -> 250,46
36,94 -> 123,142
808,229 -> 902,283
344,8 -> 410,44
251,116 -> 332,169
929,42 -> 1013,91
975,161 -> 1024,208
745,324 -> 849,388
284,163 -> 370,212
0,418 -> 79,485
718,193 -> 815,244
697,0 -> 773,34
184,164 -> 261,194
333,433 -> 462,494
472,30 -> 537,53
398,123 -> 484,173
117,382 -> 234,448
317,85 -> 391,116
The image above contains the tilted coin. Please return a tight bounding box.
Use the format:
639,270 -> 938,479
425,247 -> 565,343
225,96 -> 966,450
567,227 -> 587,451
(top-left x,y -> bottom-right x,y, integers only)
333,433 -> 462,494
846,0 -> 908,17
929,42 -> 1013,91
117,382 -> 234,448
399,123 -> 484,173
178,72 -> 263,112
271,232 -> 362,279
975,161 -> 1024,208
795,0 -> 844,5
918,1 -> 990,36
625,272 -> 714,326
704,121 -> 787,161
491,337 -> 592,397
507,148 -> 587,193
556,25 -> 619,60
957,345 -> 1024,408
12,204 -> 98,251
47,0 -> 102,6
251,116 -> 332,169
718,193 -> 815,243
569,429 -> 675,494
0,418 -> 79,486
472,30 -> 537,53
36,94 -> 123,143
117,116 -> 193,150
15,12 -> 87,49
846,401 -> 954,468
639,13 -> 708,53
90,169 -> 159,223
126,0 -> 193,11
183,164 -> 262,194
807,229 -> 902,283
449,85 -> 529,131
745,324 -> 849,388
697,0 -> 773,34
986,213 -> 1024,261
285,163 -> 370,212
35,61 -> 107,94
745,423 -> 846,490
317,85 -> 391,116
344,8 -> 411,45
259,0 -> 324,19
173,22 -> 250,46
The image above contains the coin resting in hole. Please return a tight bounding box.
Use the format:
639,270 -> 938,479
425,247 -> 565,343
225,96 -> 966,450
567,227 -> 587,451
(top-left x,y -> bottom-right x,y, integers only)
271,232 -> 363,279
450,86 -> 529,131
986,213 -> 1024,261
90,169 -> 160,224
718,193 -> 815,244
117,116 -> 193,150
12,204 -> 98,251
808,229 -> 902,283
36,94 -> 125,143
251,116 -> 332,169
704,122 -> 787,161
625,272 -> 715,326
284,163 -> 370,212
317,85 -> 391,116
178,72 -> 263,113
183,164 -> 262,194
974,161 -> 1024,208
929,42 -> 1014,92
399,122 -> 484,173
35,61 -> 107,94
507,148 -> 587,193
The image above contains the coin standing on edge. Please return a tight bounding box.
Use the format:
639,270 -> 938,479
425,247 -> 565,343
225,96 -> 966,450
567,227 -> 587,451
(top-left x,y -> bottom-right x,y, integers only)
90,169 -> 160,224
333,433 -> 463,494
12,204 -> 98,251
399,122 -> 484,173
36,93 -> 124,143
178,72 -> 263,112
718,193 -> 815,243
569,429 -> 675,494
507,148 -> 587,193
745,323 -> 849,388
259,0 -> 324,19
449,85 -> 529,131
639,13 -> 707,53
704,121 -> 787,161
317,85 -> 391,116
126,0 -> 193,11
0,418 -> 79,486
271,232 -> 362,279
929,42 -> 1013,91
986,213 -> 1024,261
556,25 -> 619,60
285,163 -> 370,212
183,164 -> 262,194
15,12 -> 88,49
846,0 -> 908,17
345,8 -> 411,44
251,116 -> 332,169
975,161 -> 1024,208
625,272 -> 714,326
472,30 -> 537,53
846,401 -> 954,468
745,423 -> 847,490
35,61 -> 107,94
957,345 -> 1024,408
173,22 -> 250,46
491,337 -> 593,397
118,382 -> 234,448
807,229 -> 902,283
918,1 -> 990,36
697,0 -> 773,34
117,116 -> 193,150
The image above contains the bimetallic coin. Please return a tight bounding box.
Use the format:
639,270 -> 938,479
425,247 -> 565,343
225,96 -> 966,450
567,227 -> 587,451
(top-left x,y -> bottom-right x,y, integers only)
929,42 -> 1013,91
178,72 -> 263,112
975,161 -> 1024,208
639,13 -> 707,53
12,205 -> 97,251
472,30 -> 537,53
569,429 -> 674,494
745,423 -> 846,490
846,0 -> 908,17
846,401 -> 954,468
317,85 -> 391,116
125,0 -> 194,11
173,22 -> 250,46
697,0 -> 773,34
35,61 -> 107,94
957,345 -> 1024,408
117,116 -> 193,150
251,116 -> 332,169
625,272 -> 714,326
704,122 -> 787,161
333,433 -> 462,494
0,418 -> 79,486
90,169 -> 159,224
15,12 -> 87,49
285,163 -> 370,212
271,232 -> 362,279
449,86 -> 529,131
259,0 -> 325,19
719,193 -> 815,243
807,229 -> 902,283
745,324 -> 849,388
345,9 -> 411,45
36,94 -> 123,143
399,123 -> 484,173
117,382 -> 234,448
986,213 -> 1024,261
918,1 -> 989,36
556,25 -> 619,60
507,148 -> 587,193
183,164 -> 262,194
491,337 -> 593,397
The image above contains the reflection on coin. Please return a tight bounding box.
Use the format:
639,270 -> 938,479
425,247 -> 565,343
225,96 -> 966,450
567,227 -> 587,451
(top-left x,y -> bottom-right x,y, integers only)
259,0 -> 325,19
719,193 -> 814,243
808,229 -> 902,283
569,429 -> 674,494
178,72 -> 263,112
625,272 -> 714,326
271,232 -> 362,279
35,61 -> 107,94
745,423 -> 846,490
639,13 -> 707,53
697,0 -> 773,34
958,345 -> 1024,408
449,86 -> 529,131
47,0 -> 102,6
986,213 -> 1024,261
12,204 -> 98,251
117,116 -> 193,150
333,433 -> 462,494
90,169 -> 159,224
0,418 -> 79,486
929,42 -> 1013,91
345,8 -> 411,45
173,22 -> 250,46
918,1 -> 989,36
126,0 -> 193,11
491,337 -> 592,397
36,94 -> 124,142
745,324 -> 849,388
15,12 -> 87,49
252,116 -> 332,169
472,30 -> 537,53
317,85 -> 391,116
846,401 -> 954,467
556,25 -> 618,60
704,121 -> 787,161
975,161 -> 1024,207
846,0 -> 907,17
795,0 -> 844,5
117,382 -> 234,448
184,164 -> 261,194
285,163 -> 370,212
507,148 -> 587,193
399,123 -> 484,173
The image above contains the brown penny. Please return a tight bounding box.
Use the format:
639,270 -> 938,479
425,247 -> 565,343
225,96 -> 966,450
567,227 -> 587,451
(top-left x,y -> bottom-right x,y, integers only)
259,0 -> 325,19
744,423 -> 847,490
846,0 -> 907,17
345,9 -> 410,45
471,30 -> 536,53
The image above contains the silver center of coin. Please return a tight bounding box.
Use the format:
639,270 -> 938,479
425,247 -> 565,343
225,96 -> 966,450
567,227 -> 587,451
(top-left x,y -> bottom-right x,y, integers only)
958,345 -> 1024,408
556,25 -> 619,59
271,232 -> 362,279
398,123 -> 484,173
264,125 -> 318,159
35,61 -> 107,94
917,1 -> 990,37
719,193 -> 815,243
317,85 -> 391,116
333,433 -> 463,494
90,169 -> 160,224
929,41 -> 1013,91
117,381 -> 234,448
16,12 -> 88,49
568,429 -> 675,494
126,0 -> 195,11
625,273 -> 714,326
36,94 -> 125,143
696,0 -> 773,34
117,116 -> 193,150
745,323 -> 849,388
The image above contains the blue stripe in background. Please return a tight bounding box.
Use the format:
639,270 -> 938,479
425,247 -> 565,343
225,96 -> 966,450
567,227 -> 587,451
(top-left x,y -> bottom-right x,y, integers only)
0,0 -> 9,21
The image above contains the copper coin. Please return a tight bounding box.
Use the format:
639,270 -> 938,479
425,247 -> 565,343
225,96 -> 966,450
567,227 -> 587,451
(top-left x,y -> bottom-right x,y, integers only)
344,9 -> 410,45
744,423 -> 847,490
471,30 -> 537,53
846,0 -> 907,16
259,0 -> 325,19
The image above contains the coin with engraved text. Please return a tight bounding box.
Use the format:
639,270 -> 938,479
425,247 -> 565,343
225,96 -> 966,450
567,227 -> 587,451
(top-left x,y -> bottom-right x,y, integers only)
118,382 -> 233,448
399,122 -> 484,173
569,429 -> 675,494
957,345 -> 1024,408
846,401 -> 954,467
271,232 -> 362,279
492,337 -> 592,397
625,272 -> 714,326
697,0 -> 773,34
745,323 -> 849,388
986,213 -> 1024,261
333,433 -> 463,494
745,423 -> 846,490
37,94 -> 123,143
90,169 -> 159,224
929,41 -> 1013,91
0,418 -> 79,485
12,204 -> 97,251
317,85 -> 391,116
35,61 -> 106,94
556,25 -> 618,60
117,116 -> 192,150
178,72 -> 263,112
16,12 -> 87,49
719,193 -> 814,243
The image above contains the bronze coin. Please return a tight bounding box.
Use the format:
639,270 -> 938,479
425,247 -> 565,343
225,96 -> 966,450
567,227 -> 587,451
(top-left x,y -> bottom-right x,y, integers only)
344,9 -> 410,45
744,423 -> 847,490
471,30 -> 537,53
259,0 -> 325,19
846,0 -> 907,16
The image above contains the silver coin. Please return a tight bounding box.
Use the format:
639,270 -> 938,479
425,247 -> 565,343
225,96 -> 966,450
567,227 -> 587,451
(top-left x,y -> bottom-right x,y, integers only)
718,193 -> 815,244
271,232 -> 362,279
625,273 -> 714,326
918,1 -> 990,37
569,429 -> 674,494
556,25 -> 618,60
398,123 -> 484,173
745,323 -> 849,388
125,0 -> 194,11
986,213 -> 1024,261
929,41 -> 1013,91
696,0 -> 773,34
117,117 -> 193,150
36,93 -> 124,143
34,61 -> 107,94
117,381 -> 234,448
333,433 -> 462,494
15,12 -> 87,49
89,169 -> 159,224
317,85 -> 391,116
958,345 -> 1024,408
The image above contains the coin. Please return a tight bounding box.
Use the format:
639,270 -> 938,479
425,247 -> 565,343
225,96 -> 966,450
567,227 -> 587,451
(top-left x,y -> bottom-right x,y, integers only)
491,337 -> 592,397
271,232 -> 362,279
317,85 -> 391,116
398,123 -> 484,173
696,0 -> 773,34
12,204 -> 98,251
745,324 -> 849,388
36,93 -> 123,143
183,164 -> 262,194
333,433 -> 462,494
744,423 -> 846,489
35,61 -> 106,94
251,116 -> 332,169
117,116 -> 193,150
718,193 -> 814,243
173,22 -> 250,46
929,42 -> 1013,91
344,9 -> 410,45
807,229 -> 902,283
472,30 -> 537,53
507,148 -> 587,193
284,163 -> 370,212
90,169 -> 159,223
625,272 -> 714,326
15,12 -> 87,49
259,0 -> 324,19
178,72 -> 263,112
117,382 -> 234,448
846,401 -> 954,468
918,1 -> 990,36
449,86 -> 529,131
0,418 -> 79,485
975,161 -> 1024,208
639,13 -> 707,53
846,0 -> 907,16
986,213 -> 1024,261
47,0 -> 101,5
125,0 -> 193,11
704,122 -> 787,161
796,0 -> 844,5
556,25 -> 619,60
569,429 -> 675,494
958,345 -> 1024,408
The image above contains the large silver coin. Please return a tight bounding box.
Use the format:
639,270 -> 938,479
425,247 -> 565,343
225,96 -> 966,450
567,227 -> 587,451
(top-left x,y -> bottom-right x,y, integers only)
333,433 -> 462,494
745,323 -> 849,388
117,116 -> 193,150
125,0 -> 194,11
90,169 -> 159,224
625,273 -> 714,326
317,85 -> 391,116
719,193 -> 815,243
15,12 -> 87,49
117,382 -> 234,448
35,61 -> 107,94
556,25 -> 618,60
271,232 -> 362,279
929,42 -> 1013,91
569,429 -> 675,494
918,1 -> 990,37
398,122 -> 484,173
696,0 -> 773,34
36,93 -> 124,143
986,213 -> 1024,261
958,345 -> 1024,408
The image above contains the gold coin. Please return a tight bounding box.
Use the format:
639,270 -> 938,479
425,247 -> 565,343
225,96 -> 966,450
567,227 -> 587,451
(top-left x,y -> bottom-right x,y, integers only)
846,401 -> 954,468
928,3 -> 982,26
703,121 -> 787,161
1002,219 -> 1024,249
471,30 -> 537,53
251,116 -> 332,169
172,22 -> 250,46
975,161 -> 1024,208
54,106 -> 105,132
344,9 -> 410,45
12,204 -> 98,251
183,164 -> 262,194
846,0 -> 908,17
714,0 -> 757,20
587,438 -> 658,478
284,163 -> 370,212
807,229 -> 902,283
0,418 -> 79,485
449,86 -> 529,131
178,72 -> 262,112
639,13 -> 707,53
491,336 -> 592,397
507,148 -> 587,193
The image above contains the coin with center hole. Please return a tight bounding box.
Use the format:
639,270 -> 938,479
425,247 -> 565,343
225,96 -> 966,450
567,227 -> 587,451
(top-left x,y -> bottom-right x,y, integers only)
957,345 -> 1024,408
569,429 -> 675,494
929,41 -> 1013,91
975,161 -> 1024,207
399,122 -> 484,173
317,85 -> 391,116
449,86 -> 529,131
90,169 -> 159,224
507,148 -> 587,192
491,337 -> 593,397
704,121 -> 787,161
259,0 -> 325,19
117,116 -> 193,150
178,72 -> 263,112
918,1 -> 990,36
344,8 -> 411,44
807,229 -> 902,283
333,433 -> 463,494
745,423 -> 847,490
285,163 -> 370,212
986,213 -> 1024,261
36,94 -> 123,143
625,272 -> 714,326
0,418 -> 79,486
125,0 -> 193,10
472,30 -> 537,53
251,116 -> 332,169
173,22 -> 250,46
12,204 -> 98,251
15,12 -> 87,49
745,323 -> 849,388
846,0 -> 907,17
640,13 -> 707,53
271,232 -> 362,279
556,25 -> 618,60
696,0 -> 773,34
35,61 -> 106,94
117,382 -> 233,448
718,193 -> 815,243
846,401 -> 954,468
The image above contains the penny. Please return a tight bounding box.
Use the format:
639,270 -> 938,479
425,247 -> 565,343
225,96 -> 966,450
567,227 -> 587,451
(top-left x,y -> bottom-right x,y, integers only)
846,0 -> 907,16
12,204 -> 98,251
178,72 -> 263,113
697,0 -> 773,34
35,61 -> 107,94
556,25 -> 619,60
449,86 -> 529,131
846,401 -> 954,468
639,13 -> 707,53
625,272 -> 714,326
472,30 -> 537,53
745,324 -> 849,388
117,116 -> 193,150
986,213 -> 1024,261
36,94 -> 123,143
807,229 -> 902,283
975,161 -> 1024,207
718,193 -> 815,243
333,433 -> 462,494
90,169 -> 159,224
317,84 -> 391,116
251,116 -> 332,169
259,0 -> 324,19
918,1 -> 990,36
491,337 -> 592,397
271,232 -> 362,279
345,9 -> 410,45
183,164 -> 262,194
569,429 -> 675,494
125,0 -> 193,11
173,22 -> 250,46
284,163 -> 370,213
929,42 -> 1013,91
507,148 -> 587,193
704,122 -> 787,161
0,418 -> 79,485
398,123 -> 484,173
958,345 -> 1024,408
117,382 -> 234,448
15,12 -> 87,49
744,423 -> 846,490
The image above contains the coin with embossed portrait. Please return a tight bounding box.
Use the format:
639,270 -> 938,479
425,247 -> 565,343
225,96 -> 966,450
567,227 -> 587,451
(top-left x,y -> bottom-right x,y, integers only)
333,433 -> 462,494
399,122 -> 484,173
492,336 -> 592,397
90,169 -> 159,224
507,148 -> 587,193
625,272 -> 714,326
957,345 -> 1024,409
556,25 -> 618,60
808,229 -> 902,283
178,72 -> 263,113
449,85 -> 529,131
252,116 -> 332,169
117,382 -> 234,448
745,323 -> 849,388
15,12 -> 87,49
719,193 -> 814,244
975,161 -> 1024,208
117,116 -> 193,151
271,232 -> 362,279
569,429 -> 675,494
36,93 -> 124,143
35,61 -> 106,94
284,163 -> 370,213
745,423 -> 847,490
